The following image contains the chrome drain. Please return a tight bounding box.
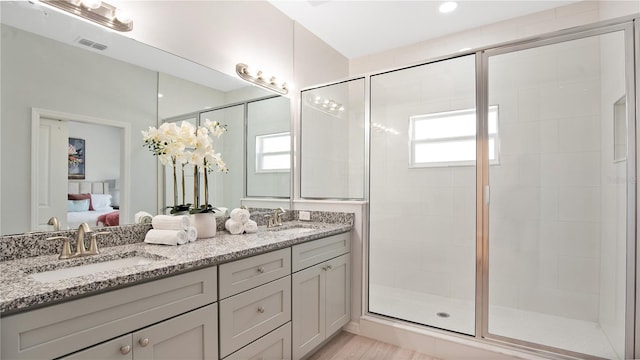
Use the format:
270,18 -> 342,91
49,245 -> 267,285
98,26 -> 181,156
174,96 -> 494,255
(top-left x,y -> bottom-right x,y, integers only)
436,312 -> 450,318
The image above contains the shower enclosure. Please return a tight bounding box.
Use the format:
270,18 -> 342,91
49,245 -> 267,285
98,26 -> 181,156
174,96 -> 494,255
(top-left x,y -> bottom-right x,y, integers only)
367,19 -> 637,359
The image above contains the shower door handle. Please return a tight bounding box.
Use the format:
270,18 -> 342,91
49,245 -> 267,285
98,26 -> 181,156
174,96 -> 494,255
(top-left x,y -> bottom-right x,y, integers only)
484,185 -> 490,206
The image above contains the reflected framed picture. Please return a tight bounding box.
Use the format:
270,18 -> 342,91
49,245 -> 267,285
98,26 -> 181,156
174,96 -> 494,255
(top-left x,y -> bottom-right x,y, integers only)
68,137 -> 85,179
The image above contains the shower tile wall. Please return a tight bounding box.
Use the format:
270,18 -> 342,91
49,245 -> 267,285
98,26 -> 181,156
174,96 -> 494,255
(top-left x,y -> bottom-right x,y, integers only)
488,36 -> 603,321
370,55 -> 476,305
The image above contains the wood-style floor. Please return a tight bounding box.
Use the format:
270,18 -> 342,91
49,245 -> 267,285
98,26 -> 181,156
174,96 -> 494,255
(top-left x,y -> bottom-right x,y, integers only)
307,332 -> 440,360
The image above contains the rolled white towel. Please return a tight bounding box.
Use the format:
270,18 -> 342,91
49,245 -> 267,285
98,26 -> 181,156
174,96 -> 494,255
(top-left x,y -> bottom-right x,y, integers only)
144,229 -> 187,246
243,220 -> 258,234
230,208 -> 250,224
186,226 -> 198,243
225,218 -> 244,235
135,211 -> 153,224
213,207 -> 228,218
152,215 -> 190,230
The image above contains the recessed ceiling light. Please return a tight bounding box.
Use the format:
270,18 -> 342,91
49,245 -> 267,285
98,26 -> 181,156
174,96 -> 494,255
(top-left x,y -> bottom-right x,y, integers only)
439,1 -> 458,13
158,93 -> 163,98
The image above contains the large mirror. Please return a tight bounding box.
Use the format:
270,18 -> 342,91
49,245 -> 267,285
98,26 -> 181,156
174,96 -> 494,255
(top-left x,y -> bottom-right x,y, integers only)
0,1 -> 291,235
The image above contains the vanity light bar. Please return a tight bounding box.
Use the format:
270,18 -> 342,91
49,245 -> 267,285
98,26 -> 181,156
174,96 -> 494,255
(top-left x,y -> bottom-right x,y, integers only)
235,63 -> 288,95
40,0 -> 133,32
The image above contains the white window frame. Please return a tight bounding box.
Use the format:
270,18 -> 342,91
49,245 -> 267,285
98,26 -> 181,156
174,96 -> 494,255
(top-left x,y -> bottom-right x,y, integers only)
409,106 -> 500,168
255,132 -> 291,173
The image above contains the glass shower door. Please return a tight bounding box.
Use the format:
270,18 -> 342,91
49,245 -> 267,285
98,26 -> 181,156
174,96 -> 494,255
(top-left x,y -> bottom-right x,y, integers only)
369,55 -> 477,335
485,28 -> 631,359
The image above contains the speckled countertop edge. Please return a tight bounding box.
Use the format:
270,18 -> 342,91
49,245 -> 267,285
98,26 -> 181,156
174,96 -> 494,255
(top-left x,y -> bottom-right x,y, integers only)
0,221 -> 351,316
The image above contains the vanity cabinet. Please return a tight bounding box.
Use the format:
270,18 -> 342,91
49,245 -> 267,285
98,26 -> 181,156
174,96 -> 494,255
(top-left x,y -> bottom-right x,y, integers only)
291,233 -> 351,360
1,267 -> 218,360
61,304 -> 218,360
219,249 -> 292,359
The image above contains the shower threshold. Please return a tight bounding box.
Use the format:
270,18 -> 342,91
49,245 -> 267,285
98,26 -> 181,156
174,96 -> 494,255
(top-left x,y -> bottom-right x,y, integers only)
369,284 -> 617,359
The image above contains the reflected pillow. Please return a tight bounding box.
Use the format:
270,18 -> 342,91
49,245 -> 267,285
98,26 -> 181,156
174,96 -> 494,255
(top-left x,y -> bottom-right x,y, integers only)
68,193 -> 93,210
91,194 -> 112,210
68,199 -> 90,212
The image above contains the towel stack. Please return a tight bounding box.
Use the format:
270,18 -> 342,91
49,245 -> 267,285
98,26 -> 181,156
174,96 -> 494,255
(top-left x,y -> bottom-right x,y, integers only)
144,215 -> 198,246
225,208 -> 258,235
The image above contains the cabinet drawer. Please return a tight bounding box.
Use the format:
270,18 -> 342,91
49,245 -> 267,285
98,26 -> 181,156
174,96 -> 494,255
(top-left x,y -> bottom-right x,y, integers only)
219,248 -> 291,299
225,322 -> 291,360
219,276 -> 291,358
292,232 -> 350,272
1,266 -> 217,360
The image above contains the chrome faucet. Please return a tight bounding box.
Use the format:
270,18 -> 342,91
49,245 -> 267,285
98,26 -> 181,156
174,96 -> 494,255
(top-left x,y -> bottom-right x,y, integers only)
268,208 -> 286,228
46,223 -> 109,259
47,217 -> 60,231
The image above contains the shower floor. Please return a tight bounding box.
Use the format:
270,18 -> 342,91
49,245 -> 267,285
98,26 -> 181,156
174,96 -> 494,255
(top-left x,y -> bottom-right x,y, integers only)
369,284 -> 618,359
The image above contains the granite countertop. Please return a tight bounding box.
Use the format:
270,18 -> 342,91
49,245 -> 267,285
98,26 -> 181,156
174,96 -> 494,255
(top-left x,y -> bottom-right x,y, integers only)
0,221 -> 351,316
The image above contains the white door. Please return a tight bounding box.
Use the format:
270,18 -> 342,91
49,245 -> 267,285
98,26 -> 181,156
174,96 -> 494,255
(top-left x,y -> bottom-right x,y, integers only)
36,118 -> 68,231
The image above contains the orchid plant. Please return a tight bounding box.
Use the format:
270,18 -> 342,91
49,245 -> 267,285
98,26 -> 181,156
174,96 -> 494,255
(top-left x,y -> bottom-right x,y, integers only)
142,120 -> 227,214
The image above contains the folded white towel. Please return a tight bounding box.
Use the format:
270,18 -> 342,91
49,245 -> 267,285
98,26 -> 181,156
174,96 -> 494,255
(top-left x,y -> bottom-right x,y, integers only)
152,215 -> 190,230
230,208 -> 250,224
213,207 -> 229,218
225,218 -> 244,235
243,220 -> 258,234
135,211 -> 153,224
186,226 -> 198,243
144,229 -> 187,246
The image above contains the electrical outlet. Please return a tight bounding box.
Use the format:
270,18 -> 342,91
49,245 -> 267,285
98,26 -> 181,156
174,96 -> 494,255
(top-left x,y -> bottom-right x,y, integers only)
299,211 -> 311,221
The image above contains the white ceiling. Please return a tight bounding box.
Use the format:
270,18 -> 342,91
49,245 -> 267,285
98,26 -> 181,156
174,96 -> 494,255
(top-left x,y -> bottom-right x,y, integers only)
269,0 -> 581,59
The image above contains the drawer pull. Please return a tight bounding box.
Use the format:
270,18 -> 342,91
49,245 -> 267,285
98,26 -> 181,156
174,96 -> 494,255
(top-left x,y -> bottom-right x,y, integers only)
257,306 -> 265,313
139,338 -> 150,347
120,345 -> 131,355
257,266 -> 265,273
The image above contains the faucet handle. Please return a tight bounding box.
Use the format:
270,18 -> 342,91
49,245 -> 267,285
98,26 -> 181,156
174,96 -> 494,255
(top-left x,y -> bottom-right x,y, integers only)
87,231 -> 110,255
46,236 -> 73,260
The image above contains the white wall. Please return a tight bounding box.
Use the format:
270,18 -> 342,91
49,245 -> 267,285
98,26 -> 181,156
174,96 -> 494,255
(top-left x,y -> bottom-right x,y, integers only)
68,122 -> 121,184
122,1 -> 296,94
350,1 -> 602,76
158,73 -> 226,120
0,24 -> 157,234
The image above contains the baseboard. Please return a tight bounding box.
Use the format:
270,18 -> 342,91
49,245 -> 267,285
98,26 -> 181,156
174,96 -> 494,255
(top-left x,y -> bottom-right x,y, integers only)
343,321 -> 360,334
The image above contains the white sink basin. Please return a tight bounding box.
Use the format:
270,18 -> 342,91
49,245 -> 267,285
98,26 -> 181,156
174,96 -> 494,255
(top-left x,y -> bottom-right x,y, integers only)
30,256 -> 155,283
270,226 -> 316,235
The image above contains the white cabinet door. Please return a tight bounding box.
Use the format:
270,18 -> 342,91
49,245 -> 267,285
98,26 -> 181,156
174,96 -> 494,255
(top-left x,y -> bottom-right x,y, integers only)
325,254 -> 350,336
133,304 -> 218,360
292,263 -> 325,360
292,253 -> 351,360
60,334 -> 132,360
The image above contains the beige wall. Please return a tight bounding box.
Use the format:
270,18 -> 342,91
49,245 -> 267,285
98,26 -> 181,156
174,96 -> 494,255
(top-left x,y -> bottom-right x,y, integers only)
122,1 -> 349,98
349,1 -> 635,76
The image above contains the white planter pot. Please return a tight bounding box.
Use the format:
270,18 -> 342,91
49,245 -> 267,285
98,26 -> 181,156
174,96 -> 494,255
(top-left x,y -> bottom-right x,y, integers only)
191,213 -> 217,239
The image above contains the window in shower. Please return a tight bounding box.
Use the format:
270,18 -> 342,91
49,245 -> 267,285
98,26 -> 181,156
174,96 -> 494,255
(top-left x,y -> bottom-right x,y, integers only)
410,106 -> 499,167
255,132 -> 291,172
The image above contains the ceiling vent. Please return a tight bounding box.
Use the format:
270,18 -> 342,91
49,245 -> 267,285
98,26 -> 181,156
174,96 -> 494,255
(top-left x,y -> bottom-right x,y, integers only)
76,38 -> 108,51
